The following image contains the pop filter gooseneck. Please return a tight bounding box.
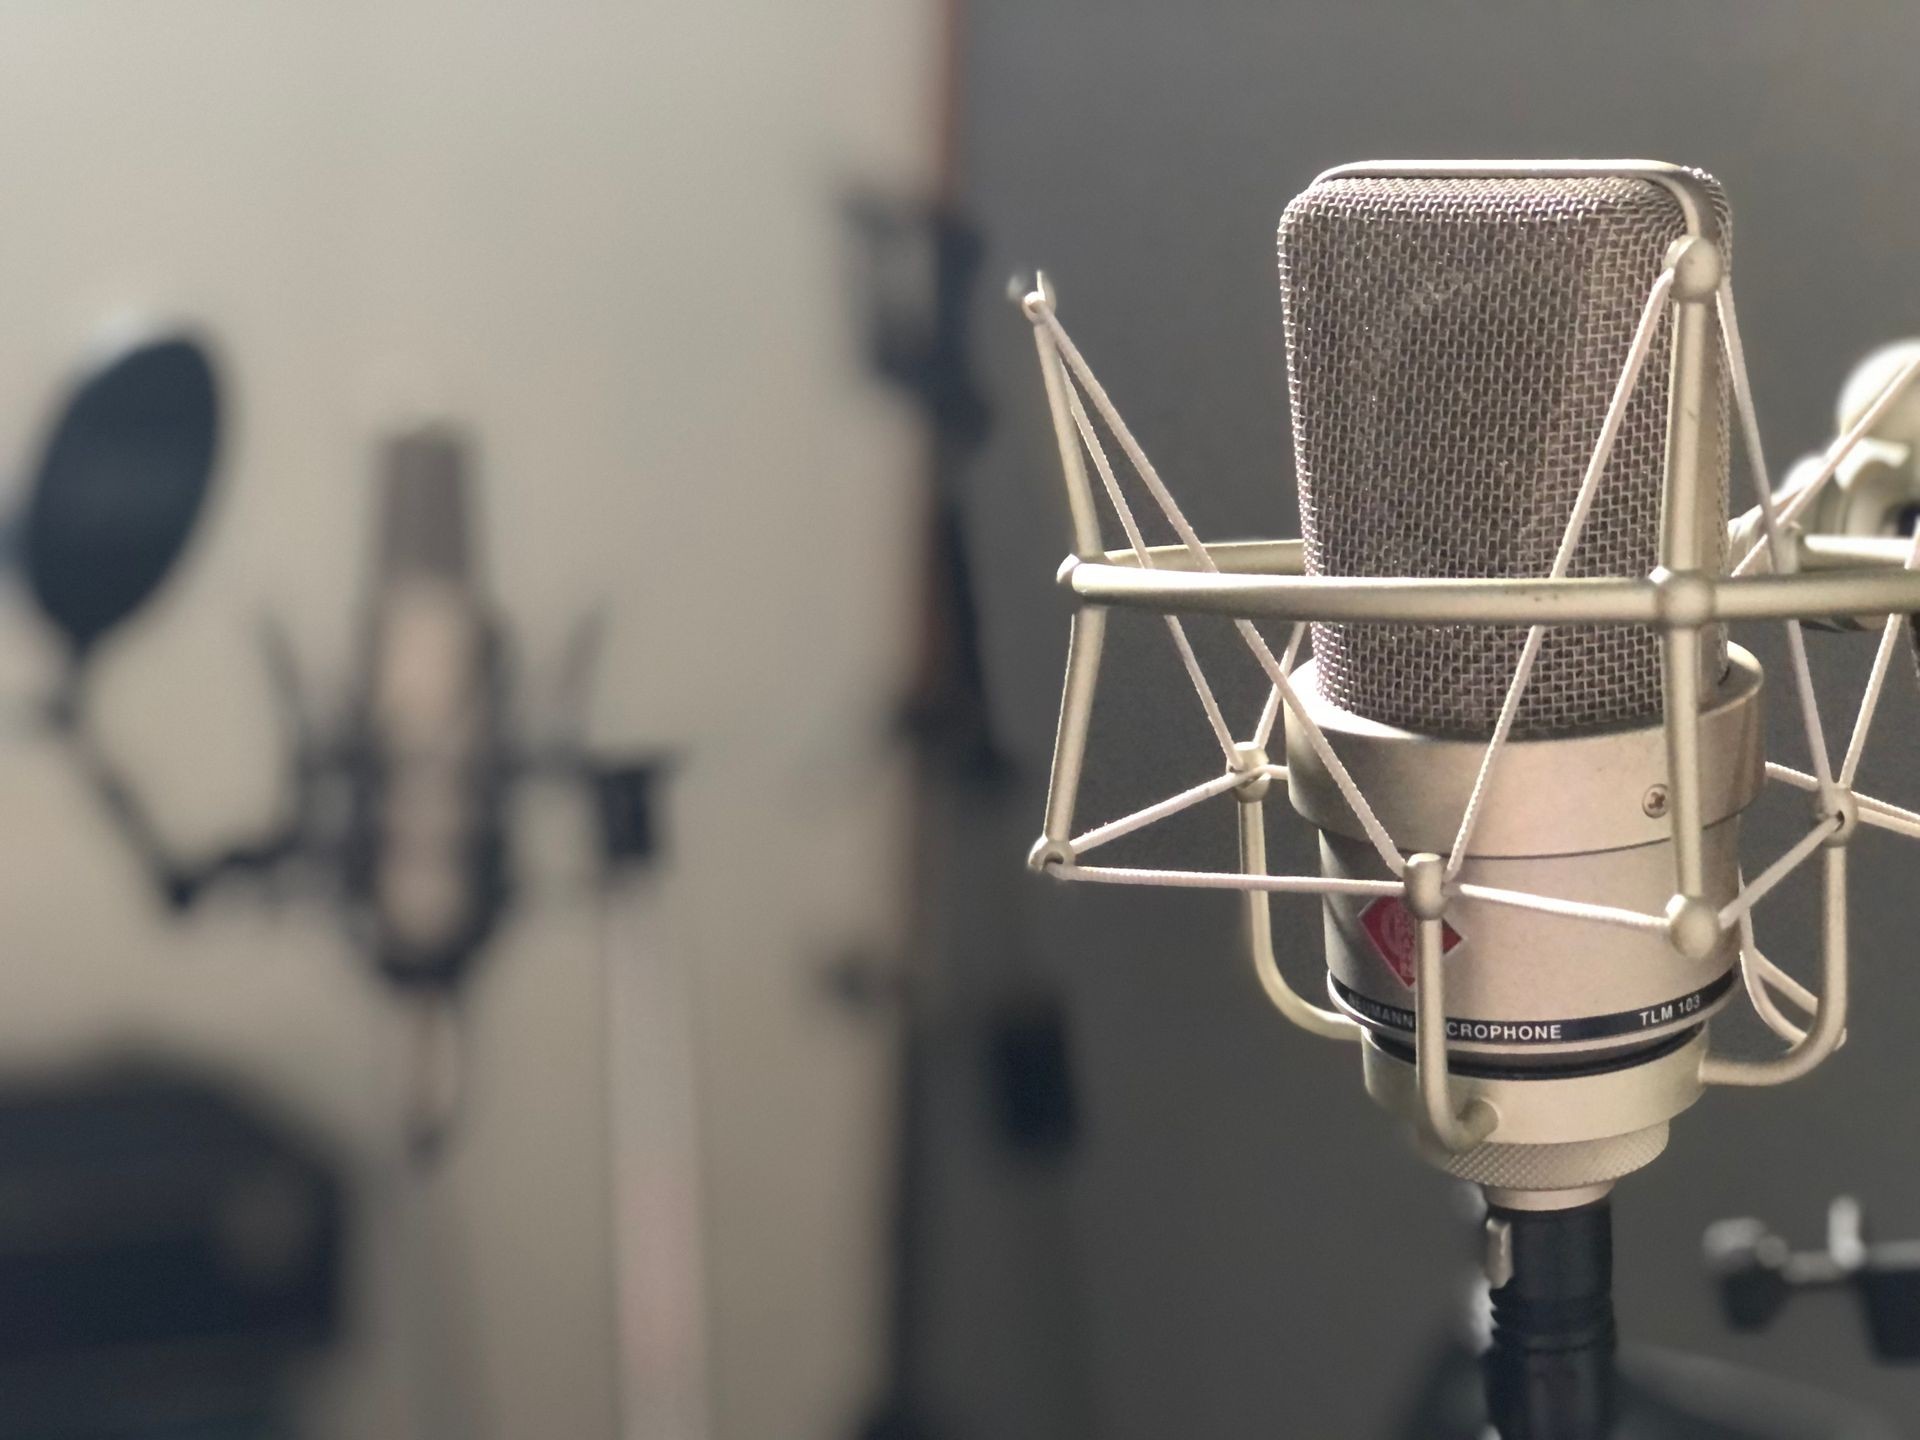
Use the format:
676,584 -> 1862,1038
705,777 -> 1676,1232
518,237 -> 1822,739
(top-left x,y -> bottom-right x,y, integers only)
19,334 -> 230,912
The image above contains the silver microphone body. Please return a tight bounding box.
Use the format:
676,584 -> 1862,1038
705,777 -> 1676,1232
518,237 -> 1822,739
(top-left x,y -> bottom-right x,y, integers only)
1014,156 -> 1918,1438
1277,164 -> 1756,1196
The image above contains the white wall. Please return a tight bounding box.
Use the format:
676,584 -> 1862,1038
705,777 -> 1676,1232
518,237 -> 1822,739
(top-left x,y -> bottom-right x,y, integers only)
0,2 -> 935,1436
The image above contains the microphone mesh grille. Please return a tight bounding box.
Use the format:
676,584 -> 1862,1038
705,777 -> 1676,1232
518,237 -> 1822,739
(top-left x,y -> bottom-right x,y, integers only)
1278,172 -> 1729,737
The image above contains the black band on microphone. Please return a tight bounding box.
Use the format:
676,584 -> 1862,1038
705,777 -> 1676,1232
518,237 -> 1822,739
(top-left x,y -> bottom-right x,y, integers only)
1370,1025 -> 1703,1083
1329,969 -> 1736,1050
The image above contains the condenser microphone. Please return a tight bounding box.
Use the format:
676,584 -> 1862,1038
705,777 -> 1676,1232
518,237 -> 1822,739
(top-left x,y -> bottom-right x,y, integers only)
1015,158 -> 1920,1440
1277,166 -> 1751,1201
1277,165 -> 1752,1438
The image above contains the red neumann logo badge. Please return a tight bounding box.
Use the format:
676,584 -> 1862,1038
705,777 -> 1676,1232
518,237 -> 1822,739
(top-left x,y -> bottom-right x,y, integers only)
1358,896 -> 1463,989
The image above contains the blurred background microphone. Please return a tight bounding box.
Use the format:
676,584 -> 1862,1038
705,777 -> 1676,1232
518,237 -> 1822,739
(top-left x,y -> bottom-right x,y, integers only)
340,425 -> 514,1161
346,424 -> 508,995
0,6 -> 927,1437
30,365 -> 664,1162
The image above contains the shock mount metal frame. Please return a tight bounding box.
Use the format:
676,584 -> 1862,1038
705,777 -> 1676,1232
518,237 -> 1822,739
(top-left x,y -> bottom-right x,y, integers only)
1018,161 -> 1920,1157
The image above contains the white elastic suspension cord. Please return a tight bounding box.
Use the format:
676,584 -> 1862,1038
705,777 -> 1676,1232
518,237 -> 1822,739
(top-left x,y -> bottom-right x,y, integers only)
1838,526 -> 1920,788
1445,268 -> 1676,878
1059,377 -> 1240,765
1713,285 -> 1920,1043
1068,766 -> 1276,858
1729,343 -> 1920,578
1024,279 -> 1920,1055
1035,306 -> 1406,876
1029,293 -> 1678,939
1720,284 -> 1842,808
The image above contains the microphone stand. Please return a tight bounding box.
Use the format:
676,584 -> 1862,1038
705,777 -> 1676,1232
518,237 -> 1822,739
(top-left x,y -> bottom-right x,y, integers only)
1482,1200 -> 1618,1440
1398,1194 -> 1902,1440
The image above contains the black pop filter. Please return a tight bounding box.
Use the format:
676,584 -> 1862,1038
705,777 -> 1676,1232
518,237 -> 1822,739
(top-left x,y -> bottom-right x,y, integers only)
21,335 -> 219,656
